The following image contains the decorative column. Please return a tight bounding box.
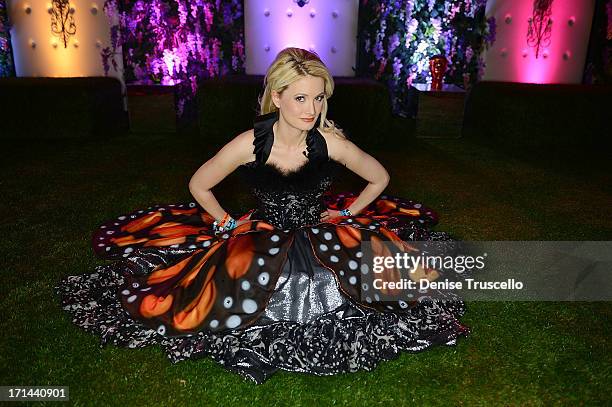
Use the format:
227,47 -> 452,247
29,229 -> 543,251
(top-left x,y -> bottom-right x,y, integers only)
482,0 -> 596,83
7,0 -> 123,79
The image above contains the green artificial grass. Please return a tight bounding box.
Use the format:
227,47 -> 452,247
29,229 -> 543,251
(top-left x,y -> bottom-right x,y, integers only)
0,133 -> 610,406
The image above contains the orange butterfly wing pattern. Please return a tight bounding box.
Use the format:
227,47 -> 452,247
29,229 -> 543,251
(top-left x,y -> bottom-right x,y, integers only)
305,218 -> 436,314
323,192 -> 439,241
119,223 -> 295,335
97,194 -> 446,335
93,203 -> 215,259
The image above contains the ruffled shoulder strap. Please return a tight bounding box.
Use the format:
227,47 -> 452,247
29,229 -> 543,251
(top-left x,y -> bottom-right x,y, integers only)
253,111 -> 277,164
305,116 -> 329,163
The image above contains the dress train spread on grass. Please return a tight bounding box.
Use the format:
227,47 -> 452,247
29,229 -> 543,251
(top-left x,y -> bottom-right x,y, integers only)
55,111 -> 469,383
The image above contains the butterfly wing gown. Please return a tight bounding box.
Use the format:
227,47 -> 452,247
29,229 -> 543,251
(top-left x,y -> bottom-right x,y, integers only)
55,111 -> 469,384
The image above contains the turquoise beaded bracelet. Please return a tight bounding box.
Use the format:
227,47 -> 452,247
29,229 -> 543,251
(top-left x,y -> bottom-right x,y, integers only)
213,217 -> 236,234
339,208 -> 352,217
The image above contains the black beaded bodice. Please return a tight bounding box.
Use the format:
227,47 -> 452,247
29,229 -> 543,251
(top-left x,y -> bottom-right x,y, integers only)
239,111 -> 337,230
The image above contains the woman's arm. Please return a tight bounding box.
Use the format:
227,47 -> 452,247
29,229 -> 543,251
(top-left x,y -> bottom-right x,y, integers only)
188,130 -> 254,222
322,131 -> 390,219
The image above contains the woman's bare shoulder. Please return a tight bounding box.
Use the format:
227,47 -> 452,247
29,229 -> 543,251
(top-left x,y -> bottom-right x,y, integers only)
319,126 -> 353,159
319,124 -> 349,140
233,128 -> 255,147
215,129 -> 256,166
236,129 -> 256,163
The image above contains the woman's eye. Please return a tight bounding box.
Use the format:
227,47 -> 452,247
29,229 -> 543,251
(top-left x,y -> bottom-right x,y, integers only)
296,96 -> 324,102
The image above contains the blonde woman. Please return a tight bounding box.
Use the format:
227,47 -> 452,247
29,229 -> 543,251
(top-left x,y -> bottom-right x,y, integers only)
56,47 -> 468,384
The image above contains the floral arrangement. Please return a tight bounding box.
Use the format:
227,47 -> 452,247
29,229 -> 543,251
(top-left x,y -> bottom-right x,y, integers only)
103,0 -> 245,116
0,0 -> 14,77
359,0 -> 496,116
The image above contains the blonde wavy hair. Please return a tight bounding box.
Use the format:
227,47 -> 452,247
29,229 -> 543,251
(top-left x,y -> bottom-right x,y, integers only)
258,47 -> 345,139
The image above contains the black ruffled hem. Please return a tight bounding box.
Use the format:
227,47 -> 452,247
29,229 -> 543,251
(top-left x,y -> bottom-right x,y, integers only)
54,254 -> 469,384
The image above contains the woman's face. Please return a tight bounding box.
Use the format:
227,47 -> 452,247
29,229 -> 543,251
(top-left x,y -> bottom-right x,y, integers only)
272,75 -> 326,131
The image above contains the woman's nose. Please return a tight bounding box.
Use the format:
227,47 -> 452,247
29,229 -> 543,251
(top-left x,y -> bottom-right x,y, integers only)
307,101 -> 315,114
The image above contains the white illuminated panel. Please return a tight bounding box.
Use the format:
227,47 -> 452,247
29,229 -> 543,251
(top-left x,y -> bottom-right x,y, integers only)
7,0 -> 123,80
244,0 -> 359,76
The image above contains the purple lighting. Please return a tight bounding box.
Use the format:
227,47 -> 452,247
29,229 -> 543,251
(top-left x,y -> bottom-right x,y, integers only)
99,0 -> 496,118
103,0 -> 245,114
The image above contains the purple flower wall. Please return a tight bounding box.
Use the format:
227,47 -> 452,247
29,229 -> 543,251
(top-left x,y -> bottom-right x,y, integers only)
105,0 -> 494,118
104,0 -> 245,115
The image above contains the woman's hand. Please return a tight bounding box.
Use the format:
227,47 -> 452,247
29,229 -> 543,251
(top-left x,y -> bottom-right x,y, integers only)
321,130 -> 390,217
320,209 -> 341,222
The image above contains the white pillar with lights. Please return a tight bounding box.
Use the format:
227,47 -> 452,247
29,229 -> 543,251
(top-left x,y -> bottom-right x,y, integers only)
7,0 -> 123,79
244,0 -> 359,76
